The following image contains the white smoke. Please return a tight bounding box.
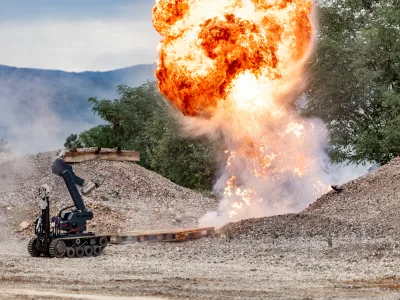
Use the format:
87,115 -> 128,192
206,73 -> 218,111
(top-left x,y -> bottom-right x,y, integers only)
327,162 -> 372,186
194,109 -> 333,228
179,90 -> 371,229
196,115 -> 370,228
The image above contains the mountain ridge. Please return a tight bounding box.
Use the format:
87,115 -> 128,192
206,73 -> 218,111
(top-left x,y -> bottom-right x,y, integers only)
0,63 -> 156,76
0,63 -> 156,153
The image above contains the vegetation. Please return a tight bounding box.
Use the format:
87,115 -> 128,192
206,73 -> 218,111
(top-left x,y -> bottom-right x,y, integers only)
66,83 -> 218,191
305,0 -> 400,165
64,134 -> 83,149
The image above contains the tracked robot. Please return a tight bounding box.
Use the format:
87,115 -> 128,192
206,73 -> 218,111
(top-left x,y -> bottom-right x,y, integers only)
28,151 -> 109,258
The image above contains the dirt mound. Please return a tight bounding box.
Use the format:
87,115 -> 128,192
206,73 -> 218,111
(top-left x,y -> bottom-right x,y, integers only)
222,157 -> 400,239
305,157 -> 400,236
0,152 -> 217,235
222,214 -> 354,240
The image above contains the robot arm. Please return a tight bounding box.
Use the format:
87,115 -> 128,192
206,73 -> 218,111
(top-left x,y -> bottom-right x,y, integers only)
52,158 -> 87,212
51,154 -> 104,212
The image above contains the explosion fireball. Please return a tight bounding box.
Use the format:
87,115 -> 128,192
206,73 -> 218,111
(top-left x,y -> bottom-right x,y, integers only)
153,0 -> 330,227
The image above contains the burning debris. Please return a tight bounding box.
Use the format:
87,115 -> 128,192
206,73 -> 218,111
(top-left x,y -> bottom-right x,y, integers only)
152,0 -> 331,226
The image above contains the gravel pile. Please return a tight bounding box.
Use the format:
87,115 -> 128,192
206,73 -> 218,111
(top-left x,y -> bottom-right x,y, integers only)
222,157 -> 400,239
0,151 -> 217,235
222,213 -> 354,240
305,157 -> 400,237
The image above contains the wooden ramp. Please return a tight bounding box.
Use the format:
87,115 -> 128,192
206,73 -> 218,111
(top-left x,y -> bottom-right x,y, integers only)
107,227 -> 215,244
63,147 -> 140,163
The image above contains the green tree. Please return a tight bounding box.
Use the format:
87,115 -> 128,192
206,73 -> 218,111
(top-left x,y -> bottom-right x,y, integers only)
305,0 -> 400,165
67,82 -> 218,190
64,134 -> 83,149
144,95 -> 218,190
79,126 -> 119,149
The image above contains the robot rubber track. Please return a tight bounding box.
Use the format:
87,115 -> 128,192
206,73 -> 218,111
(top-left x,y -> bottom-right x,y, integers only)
28,235 -> 108,258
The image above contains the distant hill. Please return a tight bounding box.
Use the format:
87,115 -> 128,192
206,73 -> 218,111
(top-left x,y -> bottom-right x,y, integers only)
0,64 -> 156,153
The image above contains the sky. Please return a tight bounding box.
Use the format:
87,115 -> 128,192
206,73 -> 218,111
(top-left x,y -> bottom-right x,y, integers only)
0,0 -> 160,72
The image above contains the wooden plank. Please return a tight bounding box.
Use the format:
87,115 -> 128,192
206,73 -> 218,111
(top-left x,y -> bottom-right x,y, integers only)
107,227 -> 215,244
187,231 -> 202,239
206,230 -> 214,237
112,227 -> 215,236
64,150 -> 140,163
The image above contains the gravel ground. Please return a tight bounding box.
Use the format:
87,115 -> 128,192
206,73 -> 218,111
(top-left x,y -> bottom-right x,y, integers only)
1,236 -> 400,299
1,153 -> 400,299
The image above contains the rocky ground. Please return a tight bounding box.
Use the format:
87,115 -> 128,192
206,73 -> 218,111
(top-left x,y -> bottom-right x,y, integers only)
1,152 -> 400,299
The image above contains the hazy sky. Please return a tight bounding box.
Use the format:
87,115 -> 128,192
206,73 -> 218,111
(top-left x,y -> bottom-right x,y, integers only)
0,0 -> 160,71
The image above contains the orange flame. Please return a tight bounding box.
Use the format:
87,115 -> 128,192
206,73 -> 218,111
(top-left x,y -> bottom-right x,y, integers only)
153,0 -> 328,224
153,0 -> 313,117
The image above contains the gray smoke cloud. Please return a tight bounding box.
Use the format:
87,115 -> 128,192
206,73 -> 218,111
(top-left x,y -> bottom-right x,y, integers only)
0,74 -> 106,154
0,63 -> 156,155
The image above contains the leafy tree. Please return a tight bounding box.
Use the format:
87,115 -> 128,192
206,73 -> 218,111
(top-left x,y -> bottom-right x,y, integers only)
305,0 -> 400,165
64,134 -> 83,149
66,82 -> 218,190
143,95 -> 218,190
79,126 -> 120,149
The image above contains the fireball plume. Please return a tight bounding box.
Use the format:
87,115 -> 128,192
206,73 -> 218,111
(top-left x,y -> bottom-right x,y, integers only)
153,0 -> 330,227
